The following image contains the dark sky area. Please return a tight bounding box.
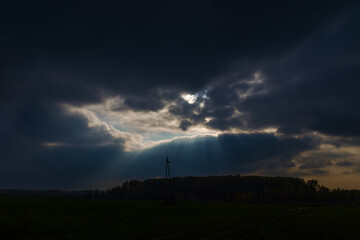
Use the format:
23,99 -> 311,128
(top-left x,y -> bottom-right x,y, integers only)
1,1 -> 360,189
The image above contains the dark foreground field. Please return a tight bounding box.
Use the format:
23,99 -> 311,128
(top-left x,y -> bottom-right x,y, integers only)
0,197 -> 359,240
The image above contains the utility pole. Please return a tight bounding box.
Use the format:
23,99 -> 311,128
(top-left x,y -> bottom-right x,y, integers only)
164,156 -> 174,203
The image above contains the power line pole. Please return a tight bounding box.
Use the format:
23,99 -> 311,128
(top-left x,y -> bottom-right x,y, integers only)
164,156 -> 174,203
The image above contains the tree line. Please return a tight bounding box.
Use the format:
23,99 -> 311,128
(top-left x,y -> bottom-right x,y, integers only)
89,175 -> 360,204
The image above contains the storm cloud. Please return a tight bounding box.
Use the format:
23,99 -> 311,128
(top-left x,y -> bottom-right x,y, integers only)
1,1 -> 360,189
113,133 -> 318,181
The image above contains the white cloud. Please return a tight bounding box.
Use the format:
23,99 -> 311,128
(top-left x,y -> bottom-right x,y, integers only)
63,104 -> 145,151
61,98 -> 221,151
181,93 -> 197,104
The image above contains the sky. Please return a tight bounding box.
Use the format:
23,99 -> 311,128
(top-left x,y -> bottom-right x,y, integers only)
1,1 -> 360,190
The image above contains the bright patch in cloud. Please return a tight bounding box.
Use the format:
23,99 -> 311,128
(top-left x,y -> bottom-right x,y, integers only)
202,90 -> 209,99
64,104 -> 145,151
181,93 -> 197,104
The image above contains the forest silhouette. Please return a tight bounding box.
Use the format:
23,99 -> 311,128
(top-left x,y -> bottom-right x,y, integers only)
91,175 -> 360,204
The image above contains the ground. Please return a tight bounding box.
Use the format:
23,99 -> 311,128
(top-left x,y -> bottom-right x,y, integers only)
0,197 -> 359,240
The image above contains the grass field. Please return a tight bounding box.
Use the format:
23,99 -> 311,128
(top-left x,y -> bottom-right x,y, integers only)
0,197 -> 359,240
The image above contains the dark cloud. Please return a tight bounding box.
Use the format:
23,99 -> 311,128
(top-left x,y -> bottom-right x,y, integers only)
0,131 -> 318,188
0,144 -> 121,189
114,133 -> 317,180
179,120 -> 192,131
162,2 -> 360,136
1,1 -> 354,106
296,151 -> 354,170
0,102 -> 125,189
310,169 -> 329,176
123,96 -> 165,112
111,89 -> 179,112
3,102 -> 124,146
336,160 -> 354,167
169,100 -> 199,118
0,67 -> 106,109
206,117 -> 244,131
1,1 -> 359,189
291,169 -> 330,177
239,5 -> 360,137
299,160 -> 333,170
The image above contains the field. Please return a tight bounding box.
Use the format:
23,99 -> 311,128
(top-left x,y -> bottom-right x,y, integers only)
0,197 -> 359,240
